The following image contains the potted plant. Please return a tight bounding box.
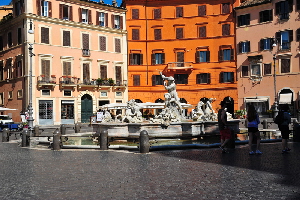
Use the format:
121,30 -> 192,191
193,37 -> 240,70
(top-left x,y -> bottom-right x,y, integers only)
108,78 -> 114,86
96,78 -> 103,85
234,109 -> 246,119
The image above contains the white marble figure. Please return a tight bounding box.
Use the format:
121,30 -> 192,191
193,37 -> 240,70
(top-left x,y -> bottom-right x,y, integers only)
122,99 -> 143,123
193,98 -> 218,121
192,101 -> 205,121
102,109 -> 113,123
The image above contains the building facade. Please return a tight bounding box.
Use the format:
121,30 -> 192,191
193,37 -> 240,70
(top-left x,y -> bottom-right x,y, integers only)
236,0 -> 300,117
124,0 -> 239,115
0,0 -> 127,125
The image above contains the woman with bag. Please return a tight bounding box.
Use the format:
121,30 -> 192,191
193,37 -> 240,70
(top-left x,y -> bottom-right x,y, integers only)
247,104 -> 262,155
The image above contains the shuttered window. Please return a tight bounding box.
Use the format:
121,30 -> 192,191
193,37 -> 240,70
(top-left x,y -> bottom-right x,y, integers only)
264,64 -> 271,75
222,24 -> 230,36
132,9 -> 139,19
199,26 -> 206,38
196,73 -> 211,84
154,29 -> 161,40
154,8 -> 161,19
82,33 -> 89,49
63,62 -> 71,76
115,66 -> 122,84
176,7 -> 183,18
222,3 -> 230,14
41,60 -> 50,77
198,5 -> 206,16
281,59 -> 290,73
83,63 -> 90,80
99,36 -> 106,51
63,31 -> 70,46
133,75 -> 140,86
176,28 -> 183,39
100,65 -> 107,79
115,38 -> 121,53
18,28 -> 22,44
41,27 -> 49,44
259,10 -> 273,23
132,29 -> 140,40
241,66 -> 249,77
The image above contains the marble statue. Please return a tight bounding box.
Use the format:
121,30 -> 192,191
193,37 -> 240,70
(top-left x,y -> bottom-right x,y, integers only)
193,98 -> 218,121
122,99 -> 143,123
102,109 -> 113,123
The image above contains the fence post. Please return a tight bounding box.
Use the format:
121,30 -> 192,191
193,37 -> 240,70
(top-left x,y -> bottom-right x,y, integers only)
139,130 -> 150,153
60,124 -> 66,135
22,130 -> 29,147
34,125 -> 40,136
53,129 -> 61,150
75,123 -> 81,133
100,130 -> 108,150
2,128 -> 9,142
263,119 -> 268,129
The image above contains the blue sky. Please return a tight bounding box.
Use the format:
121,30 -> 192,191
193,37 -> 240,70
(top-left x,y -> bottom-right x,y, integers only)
0,0 -> 122,6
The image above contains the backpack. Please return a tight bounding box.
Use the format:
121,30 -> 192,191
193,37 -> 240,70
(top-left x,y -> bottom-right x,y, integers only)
274,111 -> 284,125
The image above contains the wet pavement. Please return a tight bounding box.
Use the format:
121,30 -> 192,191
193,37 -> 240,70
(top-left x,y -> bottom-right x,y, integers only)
1,138 -> 300,199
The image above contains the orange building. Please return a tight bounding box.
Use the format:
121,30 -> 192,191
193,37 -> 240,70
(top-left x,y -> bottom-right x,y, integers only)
124,0 -> 239,115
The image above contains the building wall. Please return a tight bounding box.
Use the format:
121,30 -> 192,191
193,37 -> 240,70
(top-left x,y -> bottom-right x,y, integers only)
125,0 -> 239,114
236,0 -> 300,115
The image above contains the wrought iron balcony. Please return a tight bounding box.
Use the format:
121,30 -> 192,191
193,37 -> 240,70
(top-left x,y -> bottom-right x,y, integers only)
59,76 -> 78,90
167,62 -> 193,70
82,49 -> 90,56
37,75 -> 56,89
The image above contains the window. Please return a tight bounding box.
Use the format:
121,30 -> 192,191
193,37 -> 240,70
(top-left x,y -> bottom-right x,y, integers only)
154,8 -> 161,19
251,64 -> 261,76
281,58 -> 290,73
41,90 -> 50,96
130,53 -> 143,65
259,10 -> 273,23
264,63 -> 272,75
61,100 -> 74,119
297,28 -> 300,41
196,51 -> 210,63
41,59 -> 50,79
176,51 -> 185,67
176,7 -> 183,18
115,38 -> 121,53
0,93 -> 3,106
41,1 -> 49,16
112,15 -> 123,29
260,38 -> 273,51
116,92 -> 122,97
100,92 -> 107,97
132,29 -> 139,40
115,66 -> 122,85
275,0 -> 293,20
7,32 -> 12,47
133,75 -> 140,86
8,91 -> 13,99
237,14 -> 250,26
16,60 -> 22,77
0,62 -> 3,81
152,75 -> 163,86
83,63 -> 90,84
81,9 -> 90,24
154,29 -> 161,40
60,4 -> 72,20
222,24 -> 230,36
222,3 -> 230,14
63,61 -> 71,76
63,90 -> 72,96
242,66 -> 249,77
41,27 -> 49,44
17,90 -> 23,98
17,28 -> 22,45
199,26 -> 206,38
82,33 -> 89,56
174,74 -> 188,84
176,28 -> 183,39
198,5 -> 206,16
238,41 -> 250,53
276,30 -> 293,50
100,65 -> 107,79
97,12 -> 107,27
99,36 -> 106,51
151,53 -> 165,65
132,9 -> 139,19
63,30 -> 70,46
219,49 -> 233,61
196,73 -> 211,84
297,0 -> 300,10
220,72 -> 234,83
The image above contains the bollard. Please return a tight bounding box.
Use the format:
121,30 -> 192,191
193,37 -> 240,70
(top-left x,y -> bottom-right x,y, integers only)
21,130 -> 29,147
60,124 -> 66,135
263,119 -> 268,129
139,130 -> 150,153
53,129 -> 61,150
75,123 -> 81,133
244,119 -> 248,128
2,128 -> 9,142
100,130 -> 108,150
34,125 -> 40,136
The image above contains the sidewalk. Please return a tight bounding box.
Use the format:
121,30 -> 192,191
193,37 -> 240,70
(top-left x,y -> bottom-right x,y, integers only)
1,140 -> 300,199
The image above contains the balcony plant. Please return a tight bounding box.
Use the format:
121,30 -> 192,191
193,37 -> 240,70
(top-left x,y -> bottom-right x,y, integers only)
234,109 -> 246,119
108,78 -> 114,86
96,78 -> 104,85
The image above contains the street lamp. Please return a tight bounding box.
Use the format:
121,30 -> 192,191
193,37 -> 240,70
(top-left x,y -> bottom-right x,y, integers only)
272,43 -> 279,118
28,20 -> 35,136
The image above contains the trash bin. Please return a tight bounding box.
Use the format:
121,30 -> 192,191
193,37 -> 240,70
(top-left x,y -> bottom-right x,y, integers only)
293,123 -> 300,142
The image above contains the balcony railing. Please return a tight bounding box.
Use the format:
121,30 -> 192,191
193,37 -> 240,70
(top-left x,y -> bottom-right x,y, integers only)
59,76 -> 79,84
37,75 -> 56,89
82,49 -> 90,56
167,62 -> 193,69
279,42 -> 291,51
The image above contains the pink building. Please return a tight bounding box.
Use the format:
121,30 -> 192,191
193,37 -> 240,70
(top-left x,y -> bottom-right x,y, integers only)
0,0 -> 127,125
235,0 -> 300,117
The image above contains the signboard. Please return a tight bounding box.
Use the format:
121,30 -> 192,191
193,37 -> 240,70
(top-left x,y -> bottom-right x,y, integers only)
97,112 -> 104,122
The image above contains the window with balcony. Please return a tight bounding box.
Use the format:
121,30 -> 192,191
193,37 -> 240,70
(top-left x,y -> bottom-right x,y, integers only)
222,24 -> 230,36
7,32 -> 12,47
198,5 -> 206,16
281,58 -> 290,73
264,63 -> 272,75
132,29 -> 140,40
60,4 -> 72,20
238,41 -> 250,53
99,36 -> 106,51
83,63 -> 90,84
275,0 -> 293,20
63,61 -> 71,76
260,38 -> 273,51
100,65 -> 107,79
17,28 -> 22,45
237,14 -> 250,26
176,28 -> 183,39
154,8 -> 161,19
151,53 -> 165,65
198,26 -> 206,38
220,72 -> 234,83
97,12 -> 107,27
196,51 -> 210,63
133,75 -> 140,86
241,66 -> 249,77
115,38 -> 121,53
196,73 -> 211,84
41,59 -> 50,80
259,10 -> 273,23
152,75 -> 163,86
222,3 -> 230,14
174,74 -> 188,84
41,27 -> 49,44
115,66 -> 122,85
82,33 -> 90,56
176,7 -> 183,18
130,53 -> 143,65
63,30 -> 70,46
154,29 -> 162,40
176,51 -> 185,67
132,9 -> 139,19
219,48 -> 233,61
275,30 -> 293,50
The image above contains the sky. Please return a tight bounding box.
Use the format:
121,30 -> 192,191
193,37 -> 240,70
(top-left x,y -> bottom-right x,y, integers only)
0,0 -> 122,6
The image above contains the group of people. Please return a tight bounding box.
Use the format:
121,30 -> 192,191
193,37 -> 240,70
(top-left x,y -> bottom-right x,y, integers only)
218,101 -> 291,154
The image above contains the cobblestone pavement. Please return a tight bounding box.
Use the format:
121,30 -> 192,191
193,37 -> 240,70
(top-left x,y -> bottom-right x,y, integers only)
1,140 -> 300,200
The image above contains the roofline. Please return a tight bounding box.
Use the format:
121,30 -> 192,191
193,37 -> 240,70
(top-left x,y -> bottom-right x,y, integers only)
234,0 -> 272,10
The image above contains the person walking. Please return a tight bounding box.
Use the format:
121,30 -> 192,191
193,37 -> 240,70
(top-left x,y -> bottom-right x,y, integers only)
247,104 -> 262,155
278,104 -> 291,154
218,101 -> 231,153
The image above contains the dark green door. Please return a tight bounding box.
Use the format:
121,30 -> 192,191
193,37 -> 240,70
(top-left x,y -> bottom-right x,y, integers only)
81,94 -> 93,123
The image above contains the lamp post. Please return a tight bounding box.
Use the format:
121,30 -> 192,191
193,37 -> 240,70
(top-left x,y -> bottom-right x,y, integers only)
28,20 -> 35,136
273,53 -> 279,119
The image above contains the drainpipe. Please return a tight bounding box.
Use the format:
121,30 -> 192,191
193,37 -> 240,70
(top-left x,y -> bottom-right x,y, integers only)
145,0 -> 148,85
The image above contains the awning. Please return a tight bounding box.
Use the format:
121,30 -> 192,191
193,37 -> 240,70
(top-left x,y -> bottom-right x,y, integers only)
279,93 -> 292,104
245,98 -> 268,103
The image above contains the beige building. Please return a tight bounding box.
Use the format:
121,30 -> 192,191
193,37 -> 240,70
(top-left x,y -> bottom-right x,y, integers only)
235,0 -> 300,117
0,0 -> 127,125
